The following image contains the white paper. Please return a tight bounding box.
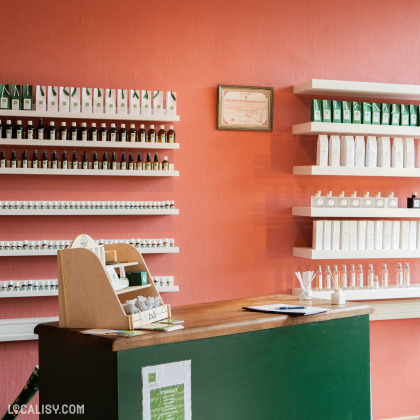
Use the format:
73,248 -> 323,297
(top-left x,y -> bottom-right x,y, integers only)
142,360 -> 191,420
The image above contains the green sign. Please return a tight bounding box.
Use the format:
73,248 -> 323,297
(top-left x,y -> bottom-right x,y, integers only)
150,384 -> 184,420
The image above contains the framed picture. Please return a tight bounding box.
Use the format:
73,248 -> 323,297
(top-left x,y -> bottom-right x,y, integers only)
217,84 -> 273,131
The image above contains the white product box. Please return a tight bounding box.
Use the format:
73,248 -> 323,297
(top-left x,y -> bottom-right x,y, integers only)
323,220 -> 332,250
417,222 -> 420,249
59,86 -> 70,112
312,220 -> 323,250
377,137 -> 391,168
383,221 -> 392,250
81,88 -> 92,113
166,91 -> 177,115
316,135 -> 328,166
340,136 -> 355,167
403,138 -> 415,169
47,86 -> 58,111
117,89 -> 128,114
105,89 -> 116,114
409,220 -> 417,249
69,87 -> 80,113
392,138 -> 404,168
374,220 -> 383,250
141,90 -> 152,115
129,90 -> 140,114
365,136 -> 377,167
400,221 -> 410,249
340,220 -> 350,250
349,221 -> 358,250
392,221 -> 401,250
35,85 -> 46,111
328,135 -> 340,167
93,88 -> 104,113
357,220 -> 366,250
331,220 -> 340,250
354,136 -> 365,167
153,90 -> 164,115
366,221 -> 375,250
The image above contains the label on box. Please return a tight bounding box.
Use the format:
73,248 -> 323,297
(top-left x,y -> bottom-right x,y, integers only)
166,91 -> 177,115
105,89 -> 116,114
82,88 -> 92,113
129,89 -> 140,114
59,86 -> 70,112
70,87 -> 81,112
93,88 -> 104,113
141,90 -> 152,115
153,90 -> 164,115
47,86 -> 58,111
117,89 -> 128,114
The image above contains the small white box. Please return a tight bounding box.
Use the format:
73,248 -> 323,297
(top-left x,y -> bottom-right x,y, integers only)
340,220 -> 350,250
403,138 -> 415,169
117,89 -> 128,114
417,222 -> 420,249
312,220 -> 324,250
105,89 -> 116,114
328,135 -> 340,167
409,220 -> 417,249
35,85 -> 46,111
357,220 -> 366,250
400,221 -> 410,249
81,88 -> 92,113
93,88 -> 104,113
340,136 -> 355,167
323,220 -> 332,250
153,90 -> 164,115
141,90 -> 152,115
59,86 -> 70,112
349,221 -> 358,250
377,137 -> 391,168
166,91 -> 177,115
331,220 -> 340,250
354,136 -> 365,167
365,136 -> 377,167
129,90 -> 140,114
374,220 -> 383,250
47,86 -> 58,111
69,87 -> 81,113
383,221 -> 392,250
392,138 -> 404,168
366,221 -> 375,250
392,221 -> 401,250
316,135 -> 328,167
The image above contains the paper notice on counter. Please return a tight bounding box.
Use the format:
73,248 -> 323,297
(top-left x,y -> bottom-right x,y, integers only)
142,360 -> 191,420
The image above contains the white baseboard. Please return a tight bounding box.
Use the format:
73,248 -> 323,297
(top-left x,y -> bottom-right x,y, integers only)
0,317 -> 58,342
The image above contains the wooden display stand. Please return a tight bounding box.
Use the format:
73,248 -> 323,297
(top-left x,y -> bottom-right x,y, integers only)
57,234 -> 170,330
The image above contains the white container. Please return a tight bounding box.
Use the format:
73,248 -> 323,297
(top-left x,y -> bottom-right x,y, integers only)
337,192 -> 348,208
105,89 -> 116,114
383,221 -> 392,250
400,221 -> 410,250
316,135 -> 328,166
340,220 -> 350,250
392,221 -> 401,250
357,220 -> 366,250
324,191 -> 336,208
331,220 -> 340,250
366,221 -> 375,250
323,220 -> 332,251
117,89 -> 128,114
374,220 -> 383,250
166,91 -> 177,115
354,136 -> 365,167
312,221 -> 323,250
349,221 -> 358,250
403,138 -> 415,169
365,136 -> 377,167
331,289 -> 346,305
409,220 -> 417,250
59,86 -> 70,112
129,90 -> 141,114
328,136 -> 340,167
340,136 -> 355,167
141,90 -> 152,115
81,88 -> 92,113
392,138 -> 404,168
377,137 -> 391,168
93,88 -> 104,113
70,87 -> 81,113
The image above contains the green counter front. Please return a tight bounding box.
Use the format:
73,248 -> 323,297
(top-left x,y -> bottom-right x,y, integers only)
35,294 -> 372,420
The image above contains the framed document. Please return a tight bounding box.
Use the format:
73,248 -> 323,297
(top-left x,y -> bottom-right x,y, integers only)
217,85 -> 273,131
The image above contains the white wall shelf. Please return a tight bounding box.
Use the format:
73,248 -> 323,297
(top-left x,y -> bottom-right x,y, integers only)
156,285 -> 179,292
293,79 -> 420,100
292,207 -> 418,218
293,165 -> 420,178
0,209 -> 179,216
293,247 -> 420,260
0,168 -> 179,177
0,109 -> 180,122
0,289 -> 58,298
0,316 -> 59,341
292,121 -> 420,138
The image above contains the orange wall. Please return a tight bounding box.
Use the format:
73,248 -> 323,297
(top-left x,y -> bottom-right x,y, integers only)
1,0 -> 420,418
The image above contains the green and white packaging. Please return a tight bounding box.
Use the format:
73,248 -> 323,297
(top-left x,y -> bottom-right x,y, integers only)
381,103 -> 390,125
93,88 -> 104,113
342,101 -> 351,123
322,100 -> 331,122
82,88 -> 92,113
59,86 -> 70,112
10,84 -> 21,110
117,89 -> 128,114
372,103 -> 381,125
129,90 -> 140,114
311,99 -> 322,122
22,85 -> 33,110
362,102 -> 372,124
70,87 -> 81,113
391,104 -> 401,125
400,104 -> 409,126
47,86 -> 58,111
36,86 -> 47,111
409,105 -> 418,126
352,102 -> 362,124
166,91 -> 177,115
141,90 -> 151,115
105,89 -> 116,114
332,100 -> 341,123
153,90 -> 164,115
0,84 -> 10,109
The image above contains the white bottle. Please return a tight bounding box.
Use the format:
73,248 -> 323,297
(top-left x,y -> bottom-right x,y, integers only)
404,263 -> 410,287
365,136 -> 377,167
397,263 -> 404,287
357,264 -> 364,289
349,264 -> 356,289
349,191 -> 361,208
341,265 -> 347,289
337,191 -> 348,208
311,191 -> 325,207
332,265 -> 340,290
367,264 -> 374,289
324,191 -> 336,208
374,192 -> 385,208
362,192 -> 373,208
387,192 -> 398,208
325,265 -> 332,290
316,265 -> 323,290
382,263 -> 388,288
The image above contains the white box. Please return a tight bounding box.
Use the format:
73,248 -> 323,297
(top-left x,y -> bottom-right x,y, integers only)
328,135 -> 340,167
323,220 -> 332,251
403,138 -> 415,169
69,87 -> 80,113
400,221 -> 410,249
331,220 -> 340,250
340,220 -> 350,250
409,220 -> 417,249
377,137 -> 391,168
153,90 -> 164,115
81,88 -> 92,113
357,220 -> 366,250
340,136 -> 355,167
354,136 -> 365,167
383,221 -> 392,250
35,85 -> 46,111
93,88 -> 104,113
129,90 -> 140,114
141,90 -> 152,115
312,220 -> 324,250
349,221 -> 358,250
59,86 -> 70,112
47,86 -> 58,111
166,91 -> 177,115
374,220 -> 383,250
392,221 -> 401,250
365,136 -> 377,167
417,222 -> 420,249
316,135 -> 328,166
105,89 -> 116,114
366,221 -> 375,250
117,89 -> 128,114
392,138 -> 404,168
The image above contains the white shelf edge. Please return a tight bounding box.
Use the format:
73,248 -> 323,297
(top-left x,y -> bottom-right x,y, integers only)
0,290 -> 58,298
0,168 -> 179,177
0,209 -> 179,216
0,316 -> 59,342
0,109 -> 180,122
0,138 -> 180,149
293,247 -> 420,260
293,165 -> 420,178
156,285 -> 179,292
292,207 -> 418,218
293,79 -> 420,100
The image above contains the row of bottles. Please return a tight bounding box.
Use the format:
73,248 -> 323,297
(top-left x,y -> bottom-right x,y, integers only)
311,191 -> 398,209
0,119 -> 176,143
314,263 -> 410,290
0,149 -> 171,171
0,280 -> 58,292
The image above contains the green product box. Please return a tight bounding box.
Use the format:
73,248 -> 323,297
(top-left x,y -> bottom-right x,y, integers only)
332,100 -> 341,123
22,85 -> 33,110
352,101 -> 362,124
410,105 -> 418,126
311,99 -> 322,122
391,104 -> 401,125
400,104 -> 409,126
342,101 -> 352,123
0,84 -> 10,109
362,102 -> 372,124
126,271 -> 148,287
322,100 -> 331,122
381,103 -> 390,125
372,103 -> 381,125
10,84 -> 21,110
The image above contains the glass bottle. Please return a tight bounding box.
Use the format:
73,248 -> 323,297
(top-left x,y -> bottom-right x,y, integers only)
148,124 -> 156,142
129,124 -> 137,142
41,150 -> 48,169
92,152 -> 99,170
325,265 -> 332,290
404,263 -> 410,287
397,263 -> 403,287
136,153 -> 143,170
82,151 -> 88,169
349,264 -> 356,289
332,265 -> 340,289
4,120 -> 12,139
357,264 -> 364,289
79,123 -> 88,141
72,152 -> 78,170
145,153 -> 152,170
14,120 -> 23,139
109,123 -> 117,142
315,265 -> 323,290
102,152 -> 108,170
111,152 -> 117,170
62,151 -> 68,169
153,153 -> 160,170
138,124 -> 146,142
374,192 -> 385,208
0,149 -> 5,168
10,150 -> 17,168
37,118 -> 45,140
362,192 -> 373,208
367,264 -> 374,288
47,121 -> 57,140
349,191 -> 361,208
162,156 -> 169,171
69,122 -> 78,141
52,151 -> 58,169
382,263 -> 388,288
118,124 -> 127,142
59,122 -> 68,140
89,123 -> 98,141
99,123 -> 108,141
128,153 -> 134,170
324,191 -> 336,208
25,120 -> 35,140
0,120 -> 2,138
120,152 -> 127,170
373,275 -> 379,289
387,192 -> 398,208
22,150 -> 28,169
311,191 -> 324,207
167,125 -> 176,143
32,150 -> 39,169
158,125 -> 166,143
337,191 -> 348,208
341,265 -> 347,289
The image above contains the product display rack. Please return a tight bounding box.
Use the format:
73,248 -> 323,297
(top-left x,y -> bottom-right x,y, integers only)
0,168 -> 179,177
292,207 -> 420,218
0,208 -> 179,216
293,166 -> 420,178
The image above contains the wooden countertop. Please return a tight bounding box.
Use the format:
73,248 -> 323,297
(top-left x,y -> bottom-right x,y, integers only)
35,294 -> 372,352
